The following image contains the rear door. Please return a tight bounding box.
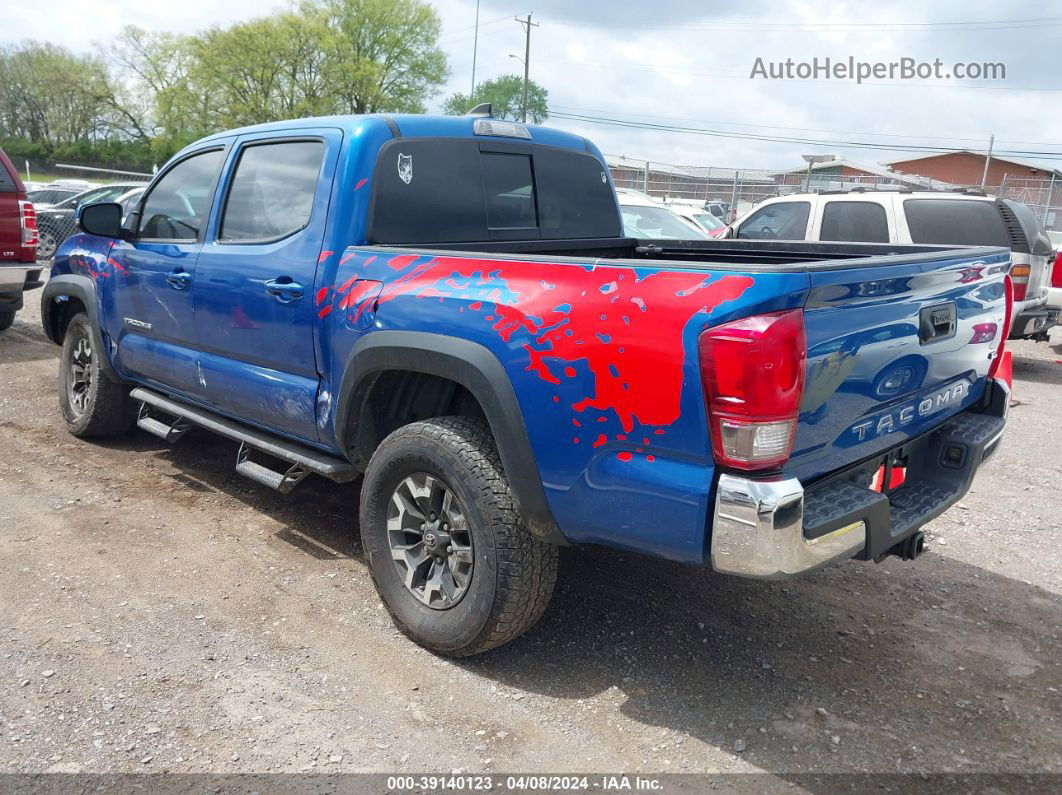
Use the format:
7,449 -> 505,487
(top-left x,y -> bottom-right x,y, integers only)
108,145 -> 228,394
190,130 -> 338,442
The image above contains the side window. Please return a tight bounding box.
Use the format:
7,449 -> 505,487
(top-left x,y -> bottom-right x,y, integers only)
139,149 -> 225,241
902,199 -> 1009,247
220,140 -> 324,242
737,201 -> 810,240
482,152 -> 536,229
820,201 -> 889,243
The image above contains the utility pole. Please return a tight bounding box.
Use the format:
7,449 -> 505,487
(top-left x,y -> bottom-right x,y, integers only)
515,13 -> 539,123
470,0 -> 480,100
981,134 -> 994,189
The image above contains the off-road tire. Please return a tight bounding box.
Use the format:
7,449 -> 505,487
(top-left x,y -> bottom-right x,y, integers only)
0,310 -> 14,332
360,416 -> 558,656
58,312 -> 135,438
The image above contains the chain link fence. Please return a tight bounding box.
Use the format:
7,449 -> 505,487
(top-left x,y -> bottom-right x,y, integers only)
607,155 -> 1062,232
31,164 -> 152,262
27,157 -> 1062,263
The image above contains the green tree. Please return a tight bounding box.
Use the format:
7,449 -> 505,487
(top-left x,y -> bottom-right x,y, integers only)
0,42 -> 116,144
112,26 -> 202,149
311,0 -> 449,114
188,11 -> 334,129
443,74 -> 549,123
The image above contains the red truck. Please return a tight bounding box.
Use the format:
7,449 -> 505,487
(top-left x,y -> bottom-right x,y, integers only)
0,147 -> 40,331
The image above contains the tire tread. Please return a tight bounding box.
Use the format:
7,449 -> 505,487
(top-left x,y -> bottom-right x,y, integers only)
363,416 -> 557,656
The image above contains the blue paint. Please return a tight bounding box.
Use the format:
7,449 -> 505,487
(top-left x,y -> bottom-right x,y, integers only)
48,113 -> 1012,566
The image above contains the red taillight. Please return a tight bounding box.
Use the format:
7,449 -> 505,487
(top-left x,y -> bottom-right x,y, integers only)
1009,263 -> 1030,302
1052,251 -> 1062,288
18,200 -> 37,247
699,309 -> 806,470
988,275 -> 1013,380
969,322 -> 998,344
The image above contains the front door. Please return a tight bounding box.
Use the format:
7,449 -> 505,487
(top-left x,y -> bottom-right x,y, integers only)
108,146 -> 228,395
191,131 -> 338,442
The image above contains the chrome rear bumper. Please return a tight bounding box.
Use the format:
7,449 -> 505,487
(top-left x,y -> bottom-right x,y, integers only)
710,474 -> 866,580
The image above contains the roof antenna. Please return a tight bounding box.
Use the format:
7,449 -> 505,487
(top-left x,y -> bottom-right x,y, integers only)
467,103 -> 493,117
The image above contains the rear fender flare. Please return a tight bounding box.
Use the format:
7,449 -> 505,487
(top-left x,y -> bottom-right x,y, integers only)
334,331 -> 567,545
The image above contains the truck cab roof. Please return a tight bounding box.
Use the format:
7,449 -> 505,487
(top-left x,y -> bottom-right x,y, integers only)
191,114 -> 594,154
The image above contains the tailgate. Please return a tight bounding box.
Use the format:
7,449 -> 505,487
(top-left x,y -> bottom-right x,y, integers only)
787,247 -> 1010,482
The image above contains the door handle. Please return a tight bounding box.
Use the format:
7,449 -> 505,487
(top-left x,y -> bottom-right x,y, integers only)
166,270 -> 192,290
265,278 -> 304,303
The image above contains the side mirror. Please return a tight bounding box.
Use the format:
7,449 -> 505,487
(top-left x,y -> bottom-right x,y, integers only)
78,202 -> 124,238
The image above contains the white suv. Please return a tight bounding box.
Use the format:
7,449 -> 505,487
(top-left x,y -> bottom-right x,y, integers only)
729,190 -> 1057,340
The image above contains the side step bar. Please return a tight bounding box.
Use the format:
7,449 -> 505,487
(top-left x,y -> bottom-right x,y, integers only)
130,387 -> 357,489
137,403 -> 190,443
236,442 -> 309,494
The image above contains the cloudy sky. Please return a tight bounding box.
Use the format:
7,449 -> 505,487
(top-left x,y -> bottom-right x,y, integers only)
4,0 -> 1061,170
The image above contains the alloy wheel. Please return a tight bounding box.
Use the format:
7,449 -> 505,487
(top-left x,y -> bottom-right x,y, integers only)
387,472 -> 474,610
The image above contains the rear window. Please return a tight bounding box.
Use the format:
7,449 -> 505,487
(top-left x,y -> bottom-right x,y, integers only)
0,157 -> 14,192
620,204 -> 708,239
820,201 -> 889,243
903,199 -> 1009,247
367,139 -> 620,244
482,152 -> 536,229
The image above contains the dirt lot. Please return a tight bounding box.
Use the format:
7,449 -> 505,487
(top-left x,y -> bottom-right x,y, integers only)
0,294 -> 1060,780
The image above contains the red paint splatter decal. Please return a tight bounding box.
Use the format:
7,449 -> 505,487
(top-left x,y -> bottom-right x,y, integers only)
323,251 -> 755,458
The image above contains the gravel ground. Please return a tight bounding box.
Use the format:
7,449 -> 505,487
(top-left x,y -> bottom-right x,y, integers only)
0,294 -> 1059,779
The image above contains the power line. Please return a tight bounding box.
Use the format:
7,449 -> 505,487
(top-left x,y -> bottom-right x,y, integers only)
531,56 -> 1060,92
438,15 -> 509,41
549,104 -> 1062,148
537,13 -> 1062,32
549,110 -> 1062,160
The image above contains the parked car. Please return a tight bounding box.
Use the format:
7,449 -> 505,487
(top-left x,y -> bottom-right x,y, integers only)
664,200 -> 728,237
704,200 -> 730,220
0,146 -> 40,332
115,187 -> 145,224
729,189 -> 1055,340
35,182 -> 144,260
42,114 -> 1010,656
1047,245 -> 1062,327
26,186 -> 81,209
616,188 -> 710,239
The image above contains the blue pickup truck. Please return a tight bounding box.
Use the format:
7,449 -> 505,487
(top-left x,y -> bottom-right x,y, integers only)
41,112 -> 1011,656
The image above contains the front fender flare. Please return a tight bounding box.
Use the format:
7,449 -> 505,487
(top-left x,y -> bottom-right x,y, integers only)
41,274 -> 122,383
334,331 -> 567,545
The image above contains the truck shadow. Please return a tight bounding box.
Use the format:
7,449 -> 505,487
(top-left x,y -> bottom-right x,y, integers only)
133,428 -> 1060,775
146,429 -> 362,560
1011,355 -> 1062,386
462,545 -> 1061,774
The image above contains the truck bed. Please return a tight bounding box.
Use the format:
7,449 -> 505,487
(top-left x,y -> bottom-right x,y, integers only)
417,236 -> 981,269
340,239 -> 1010,545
